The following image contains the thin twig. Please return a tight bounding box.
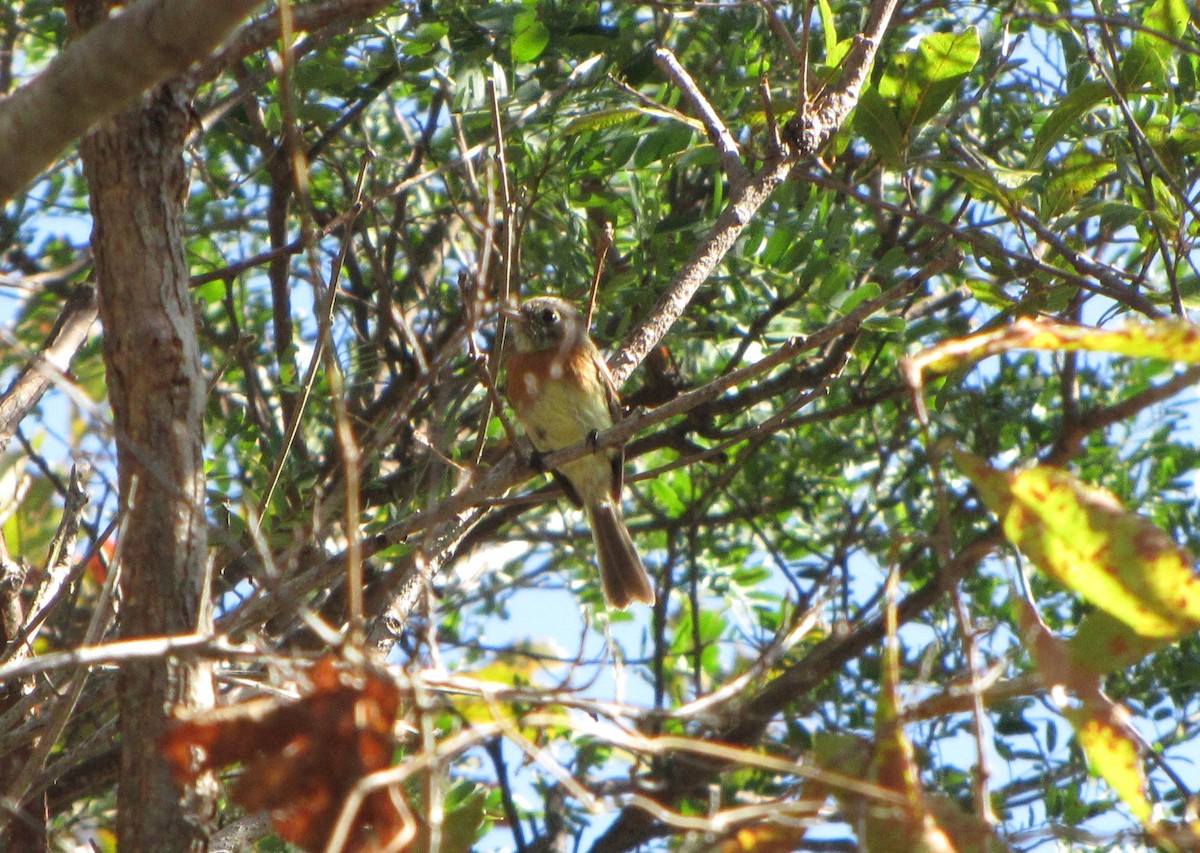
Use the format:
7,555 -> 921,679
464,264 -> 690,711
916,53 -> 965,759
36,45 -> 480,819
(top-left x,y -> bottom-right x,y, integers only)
325,159 -> 370,630
652,47 -> 746,183
471,79 -> 523,464
485,739 -> 527,852
672,594 -> 826,721
584,225 -> 610,330
0,633 -> 257,684
758,0 -> 807,69
952,588 -> 998,827
1,513 -> 116,671
0,480 -> 131,834
759,75 -> 782,155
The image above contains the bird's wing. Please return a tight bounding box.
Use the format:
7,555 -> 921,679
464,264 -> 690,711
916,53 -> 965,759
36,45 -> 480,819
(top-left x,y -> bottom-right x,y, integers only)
594,350 -> 625,500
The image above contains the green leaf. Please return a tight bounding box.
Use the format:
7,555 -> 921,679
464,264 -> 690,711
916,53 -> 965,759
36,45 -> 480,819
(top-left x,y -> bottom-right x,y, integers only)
1027,81 -> 1109,169
862,315 -> 907,334
1178,51 -> 1197,101
412,786 -> 487,853
403,21 -> 447,57
901,27 -> 981,126
1039,146 -> 1116,219
1120,38 -> 1166,89
760,223 -> 798,266
1148,0 -> 1193,43
1122,0 -> 1190,88
943,162 -> 1034,204
512,19 -> 550,63
1069,611 -> 1170,675
857,28 -> 979,163
816,0 -> 838,61
1090,200 -> 1145,232
439,788 -> 487,853
854,86 -> 905,166
965,278 -> 1015,309
562,107 -> 643,137
831,281 -> 882,315
812,732 -> 873,777
648,475 -> 688,518
826,37 -> 854,69
634,124 -> 695,168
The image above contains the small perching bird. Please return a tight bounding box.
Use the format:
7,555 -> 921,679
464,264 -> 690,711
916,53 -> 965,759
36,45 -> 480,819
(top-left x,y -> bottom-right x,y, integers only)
503,296 -> 655,609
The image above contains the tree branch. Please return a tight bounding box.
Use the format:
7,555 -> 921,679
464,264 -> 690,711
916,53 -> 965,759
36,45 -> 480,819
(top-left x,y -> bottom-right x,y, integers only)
0,286 -> 97,454
0,0 -> 265,202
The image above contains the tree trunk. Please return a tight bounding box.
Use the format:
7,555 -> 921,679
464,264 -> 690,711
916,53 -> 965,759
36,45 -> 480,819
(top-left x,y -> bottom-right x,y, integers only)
78,72 -> 214,853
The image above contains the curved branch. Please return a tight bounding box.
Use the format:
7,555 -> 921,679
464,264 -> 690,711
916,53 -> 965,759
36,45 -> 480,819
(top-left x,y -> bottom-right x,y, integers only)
0,0 -> 264,202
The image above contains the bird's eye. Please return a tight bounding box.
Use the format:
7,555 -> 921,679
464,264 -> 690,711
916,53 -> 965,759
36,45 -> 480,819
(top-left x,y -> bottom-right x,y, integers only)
540,308 -> 559,325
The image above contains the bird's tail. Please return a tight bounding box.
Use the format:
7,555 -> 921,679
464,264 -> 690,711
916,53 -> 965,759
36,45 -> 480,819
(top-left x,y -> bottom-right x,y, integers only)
587,501 -> 655,609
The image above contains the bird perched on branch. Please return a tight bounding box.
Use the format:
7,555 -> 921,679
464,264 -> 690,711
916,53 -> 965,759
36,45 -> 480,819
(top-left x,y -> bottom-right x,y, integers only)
503,296 -> 655,609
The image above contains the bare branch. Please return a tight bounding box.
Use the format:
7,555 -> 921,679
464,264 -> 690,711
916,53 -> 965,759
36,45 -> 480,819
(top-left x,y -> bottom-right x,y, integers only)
0,0 -> 265,202
783,0 -> 903,155
0,287 -> 97,454
652,47 -> 746,182
610,157 -> 795,386
184,0 -> 390,95
0,634 -> 254,684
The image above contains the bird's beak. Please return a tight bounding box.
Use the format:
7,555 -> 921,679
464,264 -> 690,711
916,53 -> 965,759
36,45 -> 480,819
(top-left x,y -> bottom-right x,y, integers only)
499,302 -> 523,323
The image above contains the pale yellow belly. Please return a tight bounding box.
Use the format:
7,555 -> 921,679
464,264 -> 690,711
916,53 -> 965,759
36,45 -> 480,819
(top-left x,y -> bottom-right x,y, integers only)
515,376 -> 616,504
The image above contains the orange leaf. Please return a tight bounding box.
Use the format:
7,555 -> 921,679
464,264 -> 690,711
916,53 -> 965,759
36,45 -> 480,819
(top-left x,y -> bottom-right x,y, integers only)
163,654 -> 404,852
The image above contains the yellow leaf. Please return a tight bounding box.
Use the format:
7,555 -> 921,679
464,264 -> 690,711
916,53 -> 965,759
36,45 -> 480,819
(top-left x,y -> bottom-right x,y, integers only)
865,568 -> 925,852
956,451 -> 1200,641
1068,611 -> 1171,676
909,317 -> 1200,378
1063,704 -> 1152,823
718,823 -> 812,853
451,651 -> 559,733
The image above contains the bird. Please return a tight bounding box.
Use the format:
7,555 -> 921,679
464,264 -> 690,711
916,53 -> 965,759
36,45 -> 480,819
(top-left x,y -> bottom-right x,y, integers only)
503,295 -> 655,609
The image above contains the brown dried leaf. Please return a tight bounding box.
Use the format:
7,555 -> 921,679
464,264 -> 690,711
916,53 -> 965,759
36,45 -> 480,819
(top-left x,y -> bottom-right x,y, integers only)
162,654 -> 404,852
